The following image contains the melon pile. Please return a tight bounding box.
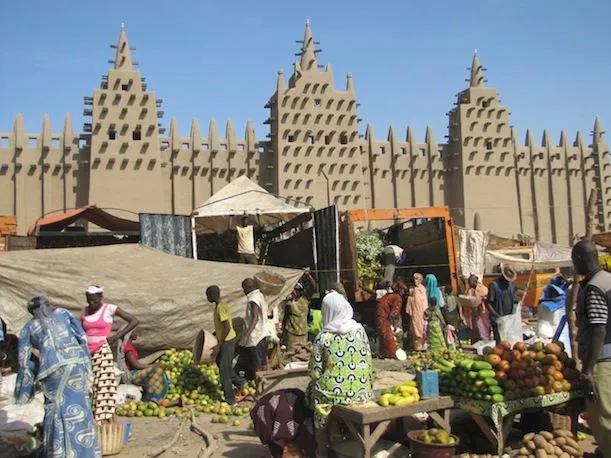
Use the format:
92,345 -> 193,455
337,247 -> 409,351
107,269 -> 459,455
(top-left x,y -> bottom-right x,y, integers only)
483,341 -> 581,401
116,348 -> 256,420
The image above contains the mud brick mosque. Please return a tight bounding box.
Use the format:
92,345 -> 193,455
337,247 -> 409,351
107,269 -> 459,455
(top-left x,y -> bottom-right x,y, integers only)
0,22 -> 608,245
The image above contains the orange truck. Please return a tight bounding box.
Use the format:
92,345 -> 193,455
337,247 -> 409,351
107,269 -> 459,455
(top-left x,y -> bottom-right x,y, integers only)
338,207 -> 458,303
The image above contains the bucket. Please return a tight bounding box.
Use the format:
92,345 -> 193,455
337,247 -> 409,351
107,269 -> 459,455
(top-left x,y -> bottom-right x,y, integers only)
193,330 -> 218,365
407,430 -> 459,458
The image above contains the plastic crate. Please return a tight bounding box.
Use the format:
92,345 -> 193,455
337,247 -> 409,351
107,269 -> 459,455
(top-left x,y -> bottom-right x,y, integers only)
416,370 -> 439,399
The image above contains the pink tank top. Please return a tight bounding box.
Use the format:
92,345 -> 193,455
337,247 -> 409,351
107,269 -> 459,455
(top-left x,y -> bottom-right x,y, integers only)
82,303 -> 114,354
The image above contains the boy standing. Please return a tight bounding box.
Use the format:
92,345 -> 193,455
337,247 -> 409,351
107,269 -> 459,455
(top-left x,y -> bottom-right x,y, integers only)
206,285 -> 238,404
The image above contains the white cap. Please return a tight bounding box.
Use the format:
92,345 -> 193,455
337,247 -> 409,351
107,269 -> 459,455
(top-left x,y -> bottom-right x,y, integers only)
86,285 -> 103,295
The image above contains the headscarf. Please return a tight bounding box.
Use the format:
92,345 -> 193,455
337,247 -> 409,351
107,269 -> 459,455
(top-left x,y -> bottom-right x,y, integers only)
413,273 -> 424,285
86,285 -> 103,295
424,274 -> 442,307
321,291 -> 361,334
332,282 -> 347,299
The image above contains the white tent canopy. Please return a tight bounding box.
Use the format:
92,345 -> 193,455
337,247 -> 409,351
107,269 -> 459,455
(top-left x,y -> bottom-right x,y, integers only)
487,242 -> 573,269
191,176 -> 310,236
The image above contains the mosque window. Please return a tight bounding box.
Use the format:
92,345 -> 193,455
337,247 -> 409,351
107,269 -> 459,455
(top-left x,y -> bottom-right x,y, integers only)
486,140 -> 493,150
288,135 -> 295,143
340,134 -> 348,145
307,135 -> 314,145
238,144 -> 244,151
400,147 -> 407,155
419,148 -> 426,157
324,135 -> 331,145
314,99 -> 321,108
379,146 -> 385,154
132,130 -> 141,141
121,84 -> 129,91
482,100 -> 489,108
108,130 -> 117,140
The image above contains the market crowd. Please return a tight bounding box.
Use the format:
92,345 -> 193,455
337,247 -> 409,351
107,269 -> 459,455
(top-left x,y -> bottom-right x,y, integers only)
1,239 -> 610,457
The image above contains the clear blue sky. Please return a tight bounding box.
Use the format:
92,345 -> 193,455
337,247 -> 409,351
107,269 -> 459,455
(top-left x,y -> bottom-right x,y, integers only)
1,0 -> 609,145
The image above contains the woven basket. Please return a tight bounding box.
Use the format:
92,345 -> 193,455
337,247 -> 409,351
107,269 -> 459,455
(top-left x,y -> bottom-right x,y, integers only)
254,271 -> 286,295
549,412 -> 572,432
99,421 -> 125,456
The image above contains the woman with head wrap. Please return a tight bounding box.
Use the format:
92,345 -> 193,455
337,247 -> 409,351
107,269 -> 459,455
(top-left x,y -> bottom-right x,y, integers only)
424,274 -> 444,308
408,273 -> 428,350
375,281 -> 407,358
467,274 -> 490,342
307,290 -> 374,457
15,295 -> 101,457
82,285 -> 138,422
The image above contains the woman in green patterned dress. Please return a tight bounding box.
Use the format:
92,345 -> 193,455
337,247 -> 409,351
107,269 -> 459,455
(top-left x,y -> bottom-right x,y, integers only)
307,290 -> 374,457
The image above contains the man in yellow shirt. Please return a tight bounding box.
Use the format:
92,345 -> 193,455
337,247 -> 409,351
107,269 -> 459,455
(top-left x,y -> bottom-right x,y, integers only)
206,285 -> 239,404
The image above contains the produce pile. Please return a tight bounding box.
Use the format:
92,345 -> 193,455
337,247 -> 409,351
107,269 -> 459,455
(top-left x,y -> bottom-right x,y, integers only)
377,380 -> 420,406
355,230 -> 384,287
282,341 -> 312,364
510,430 -> 583,458
440,341 -> 581,402
116,348 -> 256,421
415,428 -> 456,446
408,348 -> 467,372
439,358 -> 504,403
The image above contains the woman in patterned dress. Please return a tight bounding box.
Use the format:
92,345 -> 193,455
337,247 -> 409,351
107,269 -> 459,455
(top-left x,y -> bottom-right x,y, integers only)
119,328 -> 169,402
82,285 -> 138,423
15,295 -> 101,458
307,290 -> 374,457
375,281 -> 408,358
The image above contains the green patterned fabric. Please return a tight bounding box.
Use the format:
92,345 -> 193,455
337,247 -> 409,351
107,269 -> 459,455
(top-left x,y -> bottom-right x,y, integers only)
307,327 -> 374,428
457,391 -> 583,454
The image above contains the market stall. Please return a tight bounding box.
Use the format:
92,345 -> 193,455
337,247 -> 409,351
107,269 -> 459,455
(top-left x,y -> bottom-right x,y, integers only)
190,176 -> 309,258
457,391 -> 583,454
439,340 -> 584,455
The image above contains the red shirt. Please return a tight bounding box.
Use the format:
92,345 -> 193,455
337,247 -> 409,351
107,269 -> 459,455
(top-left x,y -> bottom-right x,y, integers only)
124,342 -> 138,371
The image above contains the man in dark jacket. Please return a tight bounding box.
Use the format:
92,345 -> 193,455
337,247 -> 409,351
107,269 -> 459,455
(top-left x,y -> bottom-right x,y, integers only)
487,264 -> 517,343
572,240 -> 611,456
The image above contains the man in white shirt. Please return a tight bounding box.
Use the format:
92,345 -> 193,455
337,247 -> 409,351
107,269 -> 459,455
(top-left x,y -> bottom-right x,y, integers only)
381,244 -> 407,283
236,277 -> 268,380
236,215 -> 257,264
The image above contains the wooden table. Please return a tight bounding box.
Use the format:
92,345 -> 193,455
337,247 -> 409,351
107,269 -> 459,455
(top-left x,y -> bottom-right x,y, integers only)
457,392 -> 584,455
329,396 -> 455,458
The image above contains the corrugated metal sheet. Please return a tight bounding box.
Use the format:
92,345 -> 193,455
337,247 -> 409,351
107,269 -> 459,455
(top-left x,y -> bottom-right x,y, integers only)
313,205 -> 339,293
139,214 -> 192,258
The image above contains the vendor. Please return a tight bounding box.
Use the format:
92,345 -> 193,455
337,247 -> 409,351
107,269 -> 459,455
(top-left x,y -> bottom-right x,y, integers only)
307,290 -> 374,457
282,283 -> 310,351
572,240 -> 611,456
82,285 -> 139,423
375,281 -> 407,358
487,265 -> 517,343
119,328 -> 169,403
408,273 -> 428,350
236,278 -> 268,380
236,214 -> 257,264
16,295 -> 100,457
380,244 -> 407,284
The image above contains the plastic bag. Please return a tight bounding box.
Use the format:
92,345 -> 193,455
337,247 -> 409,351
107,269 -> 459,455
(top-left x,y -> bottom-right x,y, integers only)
496,304 -> 522,346
116,384 -> 142,406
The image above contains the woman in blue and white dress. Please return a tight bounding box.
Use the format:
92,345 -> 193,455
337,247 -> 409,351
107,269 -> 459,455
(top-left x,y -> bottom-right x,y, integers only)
15,295 -> 101,458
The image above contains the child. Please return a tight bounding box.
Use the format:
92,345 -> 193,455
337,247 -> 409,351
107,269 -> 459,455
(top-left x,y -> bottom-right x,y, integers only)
425,296 -> 447,351
206,285 -> 240,404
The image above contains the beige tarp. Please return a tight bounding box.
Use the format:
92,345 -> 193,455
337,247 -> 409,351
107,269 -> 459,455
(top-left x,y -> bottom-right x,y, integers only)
191,176 -> 309,234
0,244 -> 303,352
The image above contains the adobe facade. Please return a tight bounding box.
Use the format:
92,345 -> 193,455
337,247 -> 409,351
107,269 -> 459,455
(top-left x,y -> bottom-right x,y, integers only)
0,22 -> 609,246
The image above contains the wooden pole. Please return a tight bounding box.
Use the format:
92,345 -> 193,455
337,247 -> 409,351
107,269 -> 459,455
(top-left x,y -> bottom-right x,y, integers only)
565,189 -> 597,366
